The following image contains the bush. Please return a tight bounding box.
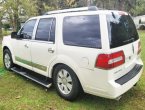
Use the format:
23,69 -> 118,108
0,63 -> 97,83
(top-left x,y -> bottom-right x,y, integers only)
2,30 -> 11,36
138,25 -> 145,30
3,23 -> 10,30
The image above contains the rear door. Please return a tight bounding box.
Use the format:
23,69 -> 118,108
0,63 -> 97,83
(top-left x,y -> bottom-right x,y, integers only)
107,12 -> 140,79
30,17 -> 56,76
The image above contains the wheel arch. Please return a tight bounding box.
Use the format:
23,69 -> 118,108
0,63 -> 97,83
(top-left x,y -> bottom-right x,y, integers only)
49,62 -> 79,79
3,46 -> 10,52
50,62 -> 84,92
3,46 -> 15,63
48,57 -> 84,91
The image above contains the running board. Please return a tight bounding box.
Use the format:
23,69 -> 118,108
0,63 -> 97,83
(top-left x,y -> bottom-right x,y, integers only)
11,67 -> 52,88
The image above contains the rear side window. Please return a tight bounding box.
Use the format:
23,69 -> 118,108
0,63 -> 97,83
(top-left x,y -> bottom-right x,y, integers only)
107,13 -> 139,48
63,15 -> 101,48
35,18 -> 55,42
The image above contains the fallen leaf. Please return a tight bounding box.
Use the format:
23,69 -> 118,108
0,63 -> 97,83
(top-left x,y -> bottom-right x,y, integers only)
15,96 -> 21,99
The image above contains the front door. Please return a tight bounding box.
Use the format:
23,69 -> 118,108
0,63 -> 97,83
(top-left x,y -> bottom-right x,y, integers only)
13,19 -> 37,70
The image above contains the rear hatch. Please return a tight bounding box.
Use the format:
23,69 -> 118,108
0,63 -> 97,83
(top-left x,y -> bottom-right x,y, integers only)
106,12 -> 141,80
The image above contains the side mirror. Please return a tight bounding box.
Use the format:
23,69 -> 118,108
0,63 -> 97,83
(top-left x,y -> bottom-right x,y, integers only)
11,32 -> 18,39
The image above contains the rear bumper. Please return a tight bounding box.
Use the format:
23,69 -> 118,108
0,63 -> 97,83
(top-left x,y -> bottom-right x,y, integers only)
107,64 -> 143,99
115,64 -> 143,85
81,59 -> 143,99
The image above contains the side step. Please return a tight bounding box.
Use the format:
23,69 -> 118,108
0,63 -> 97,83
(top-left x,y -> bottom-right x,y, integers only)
11,67 -> 52,88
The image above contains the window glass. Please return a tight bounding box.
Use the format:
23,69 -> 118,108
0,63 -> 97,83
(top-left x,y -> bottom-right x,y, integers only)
35,18 -> 53,41
63,15 -> 101,48
107,13 -> 139,48
20,19 -> 36,39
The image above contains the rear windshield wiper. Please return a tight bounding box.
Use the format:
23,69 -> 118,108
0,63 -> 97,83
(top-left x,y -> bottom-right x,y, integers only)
123,38 -> 134,43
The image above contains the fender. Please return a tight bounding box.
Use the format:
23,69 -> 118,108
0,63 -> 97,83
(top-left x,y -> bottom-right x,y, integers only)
2,36 -> 16,63
48,54 -> 85,87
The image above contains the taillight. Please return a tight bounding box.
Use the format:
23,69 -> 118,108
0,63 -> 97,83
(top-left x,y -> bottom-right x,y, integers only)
138,41 -> 141,54
96,51 -> 125,69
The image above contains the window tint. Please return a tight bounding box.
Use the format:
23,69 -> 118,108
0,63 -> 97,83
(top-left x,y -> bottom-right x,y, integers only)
63,15 -> 101,48
35,18 -> 54,41
107,13 -> 139,48
20,19 -> 36,39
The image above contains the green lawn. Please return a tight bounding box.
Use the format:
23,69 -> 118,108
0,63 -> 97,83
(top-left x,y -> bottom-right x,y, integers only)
0,31 -> 145,110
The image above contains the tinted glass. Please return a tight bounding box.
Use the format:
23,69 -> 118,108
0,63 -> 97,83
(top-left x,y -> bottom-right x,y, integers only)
35,18 -> 53,41
63,15 -> 101,48
21,19 -> 36,39
107,13 -> 139,48
50,19 -> 56,42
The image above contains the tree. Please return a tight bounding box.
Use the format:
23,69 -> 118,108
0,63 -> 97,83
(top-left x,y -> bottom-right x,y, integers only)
0,14 -> 2,38
36,0 -> 44,15
131,0 -> 145,15
2,0 -> 37,31
0,0 -> 4,38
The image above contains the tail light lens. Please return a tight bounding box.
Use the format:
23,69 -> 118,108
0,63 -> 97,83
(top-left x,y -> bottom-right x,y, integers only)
138,41 -> 141,54
96,51 -> 125,69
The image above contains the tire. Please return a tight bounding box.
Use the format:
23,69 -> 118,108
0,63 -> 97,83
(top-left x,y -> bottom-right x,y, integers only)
3,49 -> 14,70
53,64 -> 82,101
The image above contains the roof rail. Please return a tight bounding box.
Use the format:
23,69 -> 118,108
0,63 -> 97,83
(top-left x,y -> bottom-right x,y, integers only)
44,6 -> 98,15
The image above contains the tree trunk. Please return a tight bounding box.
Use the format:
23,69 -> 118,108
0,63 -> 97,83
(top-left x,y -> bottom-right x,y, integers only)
37,0 -> 44,15
13,13 -> 20,31
13,0 -> 21,31
77,0 -> 87,7
87,0 -> 93,6
118,0 -> 125,10
0,18 -> 2,38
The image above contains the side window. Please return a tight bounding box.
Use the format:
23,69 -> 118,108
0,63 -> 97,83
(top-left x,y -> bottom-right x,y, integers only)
20,19 -> 36,39
35,18 -> 55,41
63,15 -> 101,48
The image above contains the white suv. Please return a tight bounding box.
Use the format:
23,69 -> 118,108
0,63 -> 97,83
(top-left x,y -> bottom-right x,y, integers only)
2,7 -> 143,101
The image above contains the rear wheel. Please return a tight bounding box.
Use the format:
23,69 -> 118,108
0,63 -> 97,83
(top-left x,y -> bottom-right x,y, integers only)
3,49 -> 14,70
53,65 -> 81,101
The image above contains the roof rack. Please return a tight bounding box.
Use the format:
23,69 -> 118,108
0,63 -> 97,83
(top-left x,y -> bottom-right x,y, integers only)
44,6 -> 98,15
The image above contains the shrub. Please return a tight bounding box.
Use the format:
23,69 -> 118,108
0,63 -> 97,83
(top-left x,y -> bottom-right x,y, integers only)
138,25 -> 145,30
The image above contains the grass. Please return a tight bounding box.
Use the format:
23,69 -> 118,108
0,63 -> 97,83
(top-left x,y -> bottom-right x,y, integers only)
0,31 -> 145,110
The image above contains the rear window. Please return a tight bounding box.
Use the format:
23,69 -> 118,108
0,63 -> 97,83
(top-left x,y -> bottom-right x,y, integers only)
107,13 -> 139,48
63,15 -> 101,49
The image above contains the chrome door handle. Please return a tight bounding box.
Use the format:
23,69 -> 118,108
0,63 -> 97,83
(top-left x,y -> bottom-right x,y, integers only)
48,48 -> 54,53
24,44 -> 29,48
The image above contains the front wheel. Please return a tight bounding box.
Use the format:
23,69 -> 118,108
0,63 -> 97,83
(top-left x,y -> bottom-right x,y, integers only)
53,65 -> 82,101
3,49 -> 14,70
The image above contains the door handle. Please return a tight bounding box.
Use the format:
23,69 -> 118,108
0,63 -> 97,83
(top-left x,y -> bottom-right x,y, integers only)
48,48 -> 54,53
24,44 -> 29,48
